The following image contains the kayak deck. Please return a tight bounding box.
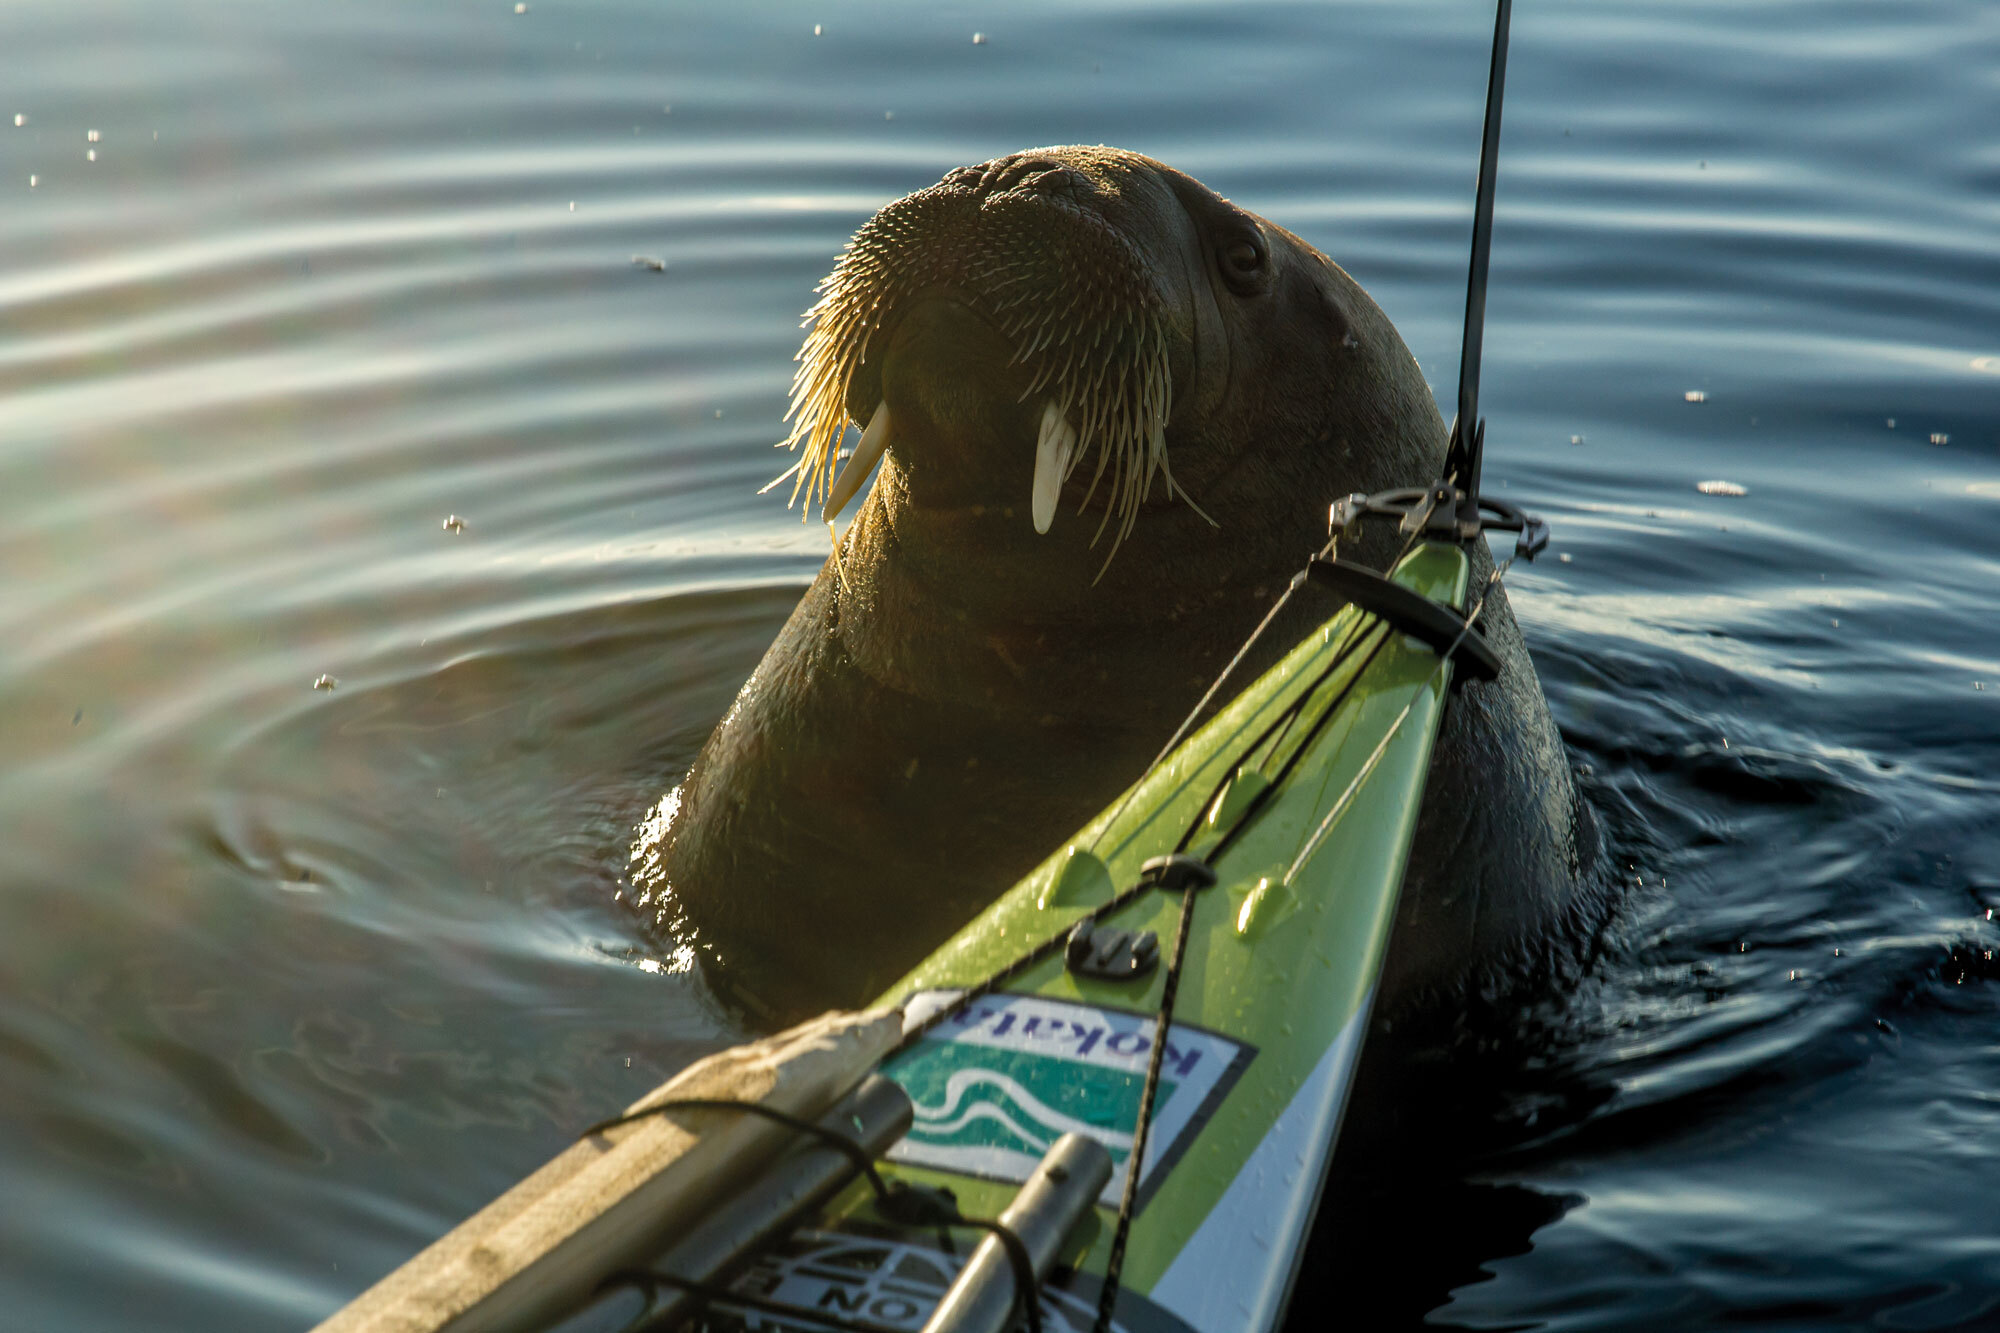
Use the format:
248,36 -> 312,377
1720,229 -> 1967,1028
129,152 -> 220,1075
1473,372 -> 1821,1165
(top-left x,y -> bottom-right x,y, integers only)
761,541 -> 1477,1332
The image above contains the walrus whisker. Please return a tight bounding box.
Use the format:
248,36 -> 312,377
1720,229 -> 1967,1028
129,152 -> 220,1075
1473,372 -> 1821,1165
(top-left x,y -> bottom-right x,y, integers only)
758,456 -> 805,494
824,519 -> 852,595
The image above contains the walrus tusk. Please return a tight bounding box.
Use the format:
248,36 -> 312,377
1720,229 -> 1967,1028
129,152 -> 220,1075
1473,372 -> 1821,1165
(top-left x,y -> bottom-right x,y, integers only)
1032,400 -> 1078,534
824,400 -> 893,522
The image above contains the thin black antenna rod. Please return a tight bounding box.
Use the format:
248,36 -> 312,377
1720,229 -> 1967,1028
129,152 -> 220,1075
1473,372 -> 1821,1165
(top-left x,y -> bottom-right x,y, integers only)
1446,0 -> 1513,516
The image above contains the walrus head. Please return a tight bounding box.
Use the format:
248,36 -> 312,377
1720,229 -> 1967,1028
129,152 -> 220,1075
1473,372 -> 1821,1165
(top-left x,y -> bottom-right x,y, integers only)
780,146 -> 1443,590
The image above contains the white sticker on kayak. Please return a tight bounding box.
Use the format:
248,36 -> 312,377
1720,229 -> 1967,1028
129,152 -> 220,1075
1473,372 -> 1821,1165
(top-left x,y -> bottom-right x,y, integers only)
884,991 -> 1252,1208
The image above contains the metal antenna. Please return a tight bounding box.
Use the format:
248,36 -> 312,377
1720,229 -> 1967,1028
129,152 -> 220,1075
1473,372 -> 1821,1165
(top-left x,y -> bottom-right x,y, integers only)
1444,0 -> 1513,530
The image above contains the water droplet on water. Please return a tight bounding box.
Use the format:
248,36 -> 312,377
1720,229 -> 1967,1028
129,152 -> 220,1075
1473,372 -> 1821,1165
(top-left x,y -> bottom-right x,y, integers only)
1569,433 -> 1584,445
11,113 -> 24,127
85,149 -> 96,162
312,674 -> 338,691
27,174 -> 36,188
972,31 -> 987,43
1559,552 -> 1573,564
1684,389 -> 1707,403
1696,479 -> 1747,496
86,128 -> 101,142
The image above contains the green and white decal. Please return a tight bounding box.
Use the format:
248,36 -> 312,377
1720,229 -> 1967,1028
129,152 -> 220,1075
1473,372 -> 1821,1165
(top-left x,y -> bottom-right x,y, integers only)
804,542 -> 1476,1333
885,991 -> 1251,1208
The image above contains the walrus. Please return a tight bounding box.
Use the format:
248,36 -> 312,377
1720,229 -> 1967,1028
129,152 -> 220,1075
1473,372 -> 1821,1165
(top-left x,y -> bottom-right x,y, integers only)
643,145 -> 1600,1024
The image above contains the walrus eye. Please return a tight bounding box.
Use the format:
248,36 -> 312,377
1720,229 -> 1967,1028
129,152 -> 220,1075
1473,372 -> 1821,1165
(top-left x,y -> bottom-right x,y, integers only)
1218,234 -> 1267,294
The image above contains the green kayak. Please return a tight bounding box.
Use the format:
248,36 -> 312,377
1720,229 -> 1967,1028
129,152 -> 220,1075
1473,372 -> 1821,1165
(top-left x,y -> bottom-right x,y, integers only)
711,540 -> 1474,1332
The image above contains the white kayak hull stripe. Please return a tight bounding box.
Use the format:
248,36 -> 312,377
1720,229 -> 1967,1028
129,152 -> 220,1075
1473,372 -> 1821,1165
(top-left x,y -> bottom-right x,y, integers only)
1149,997 -> 1371,1333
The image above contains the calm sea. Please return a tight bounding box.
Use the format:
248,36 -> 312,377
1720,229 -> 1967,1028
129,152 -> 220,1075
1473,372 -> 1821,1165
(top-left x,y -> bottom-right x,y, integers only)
2,0 -> 1996,1328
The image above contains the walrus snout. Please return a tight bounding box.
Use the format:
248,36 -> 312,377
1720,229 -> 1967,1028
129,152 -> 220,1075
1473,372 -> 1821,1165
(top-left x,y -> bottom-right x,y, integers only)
783,146 -> 1214,562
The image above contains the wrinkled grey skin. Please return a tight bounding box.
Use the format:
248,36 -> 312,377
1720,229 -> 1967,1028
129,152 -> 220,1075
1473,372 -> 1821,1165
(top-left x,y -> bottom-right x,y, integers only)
659,146 -> 1600,1023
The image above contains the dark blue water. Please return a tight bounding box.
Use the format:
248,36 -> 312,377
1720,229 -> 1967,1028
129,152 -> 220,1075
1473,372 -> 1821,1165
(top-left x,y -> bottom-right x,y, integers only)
1,1 -> 1995,1328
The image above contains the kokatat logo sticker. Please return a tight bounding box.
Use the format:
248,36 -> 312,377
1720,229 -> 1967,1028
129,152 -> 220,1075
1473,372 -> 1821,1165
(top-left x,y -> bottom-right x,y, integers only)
883,991 -> 1252,1209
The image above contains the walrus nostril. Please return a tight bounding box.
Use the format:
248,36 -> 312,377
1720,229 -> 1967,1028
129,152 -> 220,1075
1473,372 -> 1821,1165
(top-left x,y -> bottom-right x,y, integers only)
977,153 -> 1067,195
1018,167 -> 1080,199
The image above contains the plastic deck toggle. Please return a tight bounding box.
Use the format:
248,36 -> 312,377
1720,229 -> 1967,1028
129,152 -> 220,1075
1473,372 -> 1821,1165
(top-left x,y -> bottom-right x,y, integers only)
1064,921 -> 1160,981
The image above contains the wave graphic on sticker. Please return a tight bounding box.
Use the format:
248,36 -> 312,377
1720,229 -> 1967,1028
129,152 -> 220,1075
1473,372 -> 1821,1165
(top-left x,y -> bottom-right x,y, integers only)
909,1068 -> 1136,1157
